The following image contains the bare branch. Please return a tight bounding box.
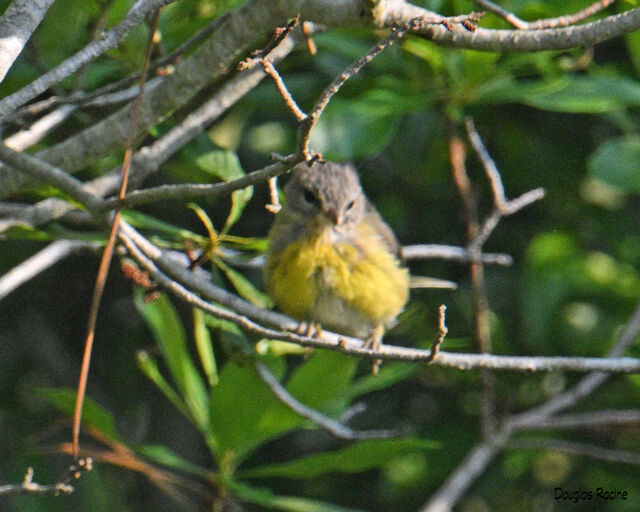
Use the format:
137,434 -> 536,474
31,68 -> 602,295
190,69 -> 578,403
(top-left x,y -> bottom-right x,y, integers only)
119,222 -> 640,374
401,244 -> 513,265
0,240 -> 98,301
0,33 -> 300,233
0,0 -> 55,83
104,158 -> 301,211
254,361 -> 404,439
260,58 -> 307,122
425,305 -> 448,363
299,25 -> 408,158
0,458 -> 93,496
0,0 -> 177,116
0,143 -> 103,212
509,438 -> 640,466
509,300 -> 640,428
4,105 -> 76,151
377,2 -> 640,52
519,409 -> 640,430
474,0 -> 616,30
420,439 -> 503,512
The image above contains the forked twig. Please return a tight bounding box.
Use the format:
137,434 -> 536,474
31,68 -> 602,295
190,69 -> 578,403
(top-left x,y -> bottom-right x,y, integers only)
473,0 -> 614,29
0,459 -> 93,496
425,305 -> 448,363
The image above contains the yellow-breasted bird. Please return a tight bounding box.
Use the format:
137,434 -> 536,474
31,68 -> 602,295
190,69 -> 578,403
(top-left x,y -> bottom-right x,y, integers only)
264,161 -> 410,348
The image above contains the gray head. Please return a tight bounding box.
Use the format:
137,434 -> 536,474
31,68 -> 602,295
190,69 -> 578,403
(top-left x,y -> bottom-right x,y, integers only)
283,161 -> 366,230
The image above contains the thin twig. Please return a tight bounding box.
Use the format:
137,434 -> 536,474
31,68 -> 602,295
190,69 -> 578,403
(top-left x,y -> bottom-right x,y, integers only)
0,0 -> 177,117
72,8 -> 161,460
0,458 -> 93,496
449,126 -> 496,439
101,157 -> 301,211
260,59 -> 307,121
298,24 -> 410,159
425,305 -> 448,363
238,15 -> 300,70
474,0 -> 616,29
509,438 -> 640,466
265,176 -> 282,213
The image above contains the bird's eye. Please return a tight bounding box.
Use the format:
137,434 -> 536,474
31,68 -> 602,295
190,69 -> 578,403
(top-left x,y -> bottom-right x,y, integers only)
302,188 -> 318,205
345,200 -> 355,211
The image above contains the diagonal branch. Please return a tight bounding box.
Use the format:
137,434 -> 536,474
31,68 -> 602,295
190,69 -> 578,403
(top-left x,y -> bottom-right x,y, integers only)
118,221 -> 640,374
253,360 -> 404,439
0,0 -> 56,83
0,0 -> 178,116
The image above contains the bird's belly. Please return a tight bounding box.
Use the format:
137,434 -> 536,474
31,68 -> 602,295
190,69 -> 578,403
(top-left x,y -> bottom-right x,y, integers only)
266,237 -> 409,337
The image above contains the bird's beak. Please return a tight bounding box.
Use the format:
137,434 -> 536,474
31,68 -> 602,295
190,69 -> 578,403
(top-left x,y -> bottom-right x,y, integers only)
324,207 -> 342,226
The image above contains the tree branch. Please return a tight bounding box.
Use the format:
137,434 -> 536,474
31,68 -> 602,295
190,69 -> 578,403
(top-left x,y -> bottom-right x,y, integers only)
118,222 -> 640,374
0,0 -> 177,116
0,0 -> 55,83
0,240 -> 98,301
0,459 -> 93,496
253,360 -> 404,439
2,1 -> 639,198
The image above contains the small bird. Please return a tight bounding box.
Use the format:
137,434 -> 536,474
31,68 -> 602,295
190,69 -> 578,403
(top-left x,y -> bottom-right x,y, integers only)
264,161 -> 410,351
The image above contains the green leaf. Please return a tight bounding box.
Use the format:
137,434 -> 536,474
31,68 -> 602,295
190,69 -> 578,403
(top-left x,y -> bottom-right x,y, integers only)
193,308 -> 219,387
240,438 -> 437,479
209,361 -> 289,464
123,210 -> 207,246
208,350 -> 357,467
221,186 -> 253,235
285,350 -> 357,412
228,479 -> 371,512
195,149 -> 245,182
475,75 -> 640,113
136,444 -> 209,478
339,363 -> 417,402
136,350 -> 191,419
135,291 -> 210,433
188,203 -> 217,243
215,257 -> 274,309
587,135 -> 640,192
36,387 -> 119,440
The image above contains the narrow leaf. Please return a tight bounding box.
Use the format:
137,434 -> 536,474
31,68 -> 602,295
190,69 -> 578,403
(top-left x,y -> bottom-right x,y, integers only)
137,444 -> 210,478
240,438 -> 437,479
36,387 -> 119,440
215,257 -> 274,308
221,186 -> 253,235
135,291 -> 210,432
136,350 -> 191,420
228,479 -> 371,512
193,307 -> 219,387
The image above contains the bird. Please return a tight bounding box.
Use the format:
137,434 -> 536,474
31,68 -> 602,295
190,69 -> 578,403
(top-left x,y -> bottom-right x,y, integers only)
264,161 -> 410,364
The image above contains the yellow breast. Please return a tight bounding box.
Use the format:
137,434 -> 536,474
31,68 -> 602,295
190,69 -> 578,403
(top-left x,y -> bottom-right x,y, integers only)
265,220 -> 409,337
